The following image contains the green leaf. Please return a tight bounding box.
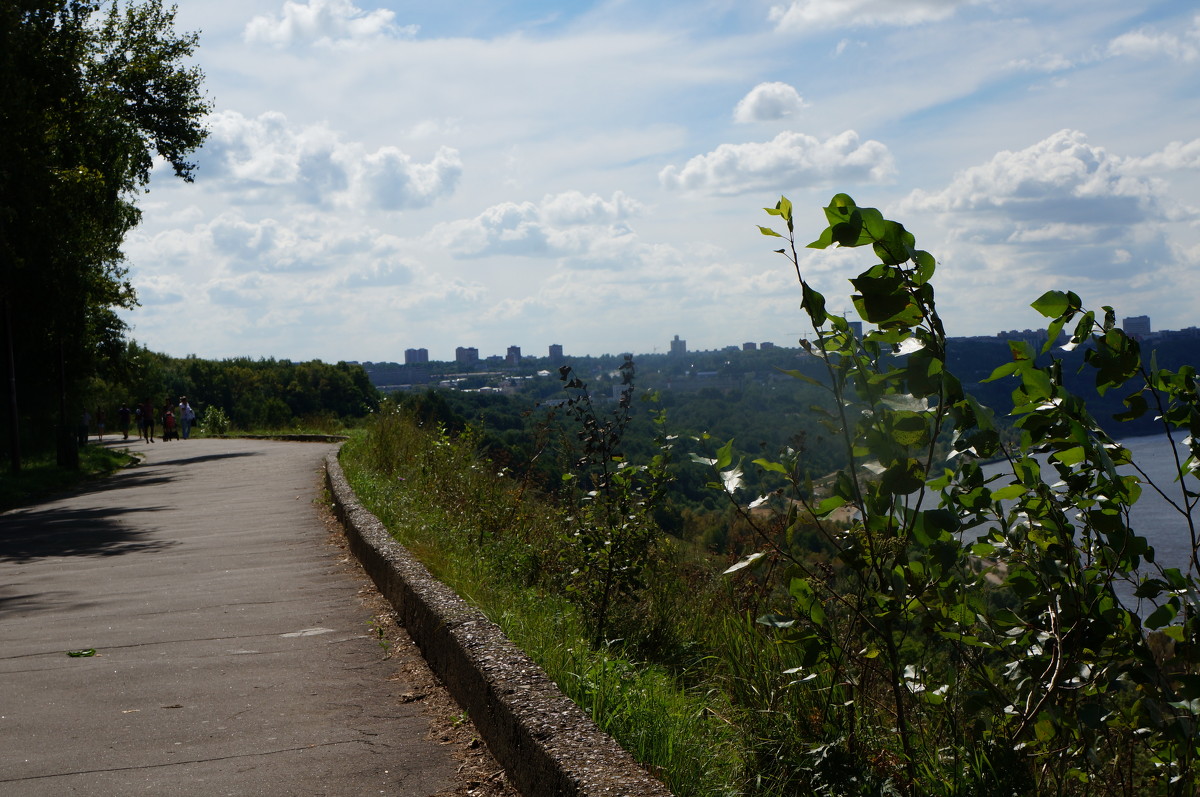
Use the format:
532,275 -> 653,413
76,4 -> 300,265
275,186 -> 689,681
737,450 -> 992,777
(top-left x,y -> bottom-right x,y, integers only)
1031,290 -> 1070,318
715,439 -> 735,471
777,196 -> 793,226
752,458 -> 789,474
1034,718 -> 1056,742
831,215 -> 865,247
912,250 -> 936,285
802,283 -> 828,323
67,649 -> 97,657
1043,316 -> 1066,354
777,368 -> 823,387
982,361 -> 1019,383
723,551 -> 767,575
816,494 -> 848,516
881,458 -> 925,495
912,508 -> 958,545
790,577 -> 827,625
1145,602 -> 1179,630
807,226 -> 835,250
758,225 -> 783,238
990,484 -> 1026,501
1053,446 -> 1086,467
871,220 -> 914,265
1114,392 -> 1148,422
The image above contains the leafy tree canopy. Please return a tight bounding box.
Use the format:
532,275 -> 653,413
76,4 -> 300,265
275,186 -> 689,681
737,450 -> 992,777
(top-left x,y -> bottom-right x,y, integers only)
0,0 -> 209,469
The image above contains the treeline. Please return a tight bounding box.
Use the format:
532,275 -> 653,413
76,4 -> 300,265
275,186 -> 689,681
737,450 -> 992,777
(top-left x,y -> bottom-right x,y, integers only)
4,341 -> 379,457
102,344 -> 379,432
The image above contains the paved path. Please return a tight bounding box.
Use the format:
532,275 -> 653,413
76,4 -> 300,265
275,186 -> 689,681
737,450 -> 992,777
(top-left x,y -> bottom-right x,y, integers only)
0,438 -> 460,796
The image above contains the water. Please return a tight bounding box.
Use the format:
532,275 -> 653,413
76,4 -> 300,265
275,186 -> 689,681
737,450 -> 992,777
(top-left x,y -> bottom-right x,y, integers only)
979,434 -> 1200,589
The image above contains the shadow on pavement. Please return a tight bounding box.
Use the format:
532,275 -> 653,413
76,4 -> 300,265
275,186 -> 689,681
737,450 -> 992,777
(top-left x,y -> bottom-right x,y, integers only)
46,450 -> 261,503
0,588 -> 98,620
0,505 -> 176,564
146,450 -> 262,467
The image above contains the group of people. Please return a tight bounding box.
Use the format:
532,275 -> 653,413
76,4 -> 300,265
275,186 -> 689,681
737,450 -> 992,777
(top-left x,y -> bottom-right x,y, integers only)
111,397 -> 198,443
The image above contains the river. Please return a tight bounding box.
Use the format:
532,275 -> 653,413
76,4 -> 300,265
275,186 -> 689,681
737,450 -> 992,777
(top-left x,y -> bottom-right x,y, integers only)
978,434 -> 1200,594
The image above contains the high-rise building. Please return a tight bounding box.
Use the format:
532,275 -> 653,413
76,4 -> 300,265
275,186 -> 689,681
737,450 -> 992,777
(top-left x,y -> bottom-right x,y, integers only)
506,346 -> 522,366
743,342 -> 757,352
548,344 -> 564,364
669,335 -> 687,356
404,347 -> 429,364
455,346 -> 479,365
1122,315 -> 1151,338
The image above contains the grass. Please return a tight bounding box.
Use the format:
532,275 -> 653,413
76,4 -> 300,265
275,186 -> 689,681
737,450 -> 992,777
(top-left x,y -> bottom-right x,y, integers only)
0,444 -> 140,512
341,403 -> 1187,797
340,408 -> 747,797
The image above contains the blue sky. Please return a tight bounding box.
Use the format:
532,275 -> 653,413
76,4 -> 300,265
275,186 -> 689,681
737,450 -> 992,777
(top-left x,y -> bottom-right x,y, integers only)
122,0 -> 1200,362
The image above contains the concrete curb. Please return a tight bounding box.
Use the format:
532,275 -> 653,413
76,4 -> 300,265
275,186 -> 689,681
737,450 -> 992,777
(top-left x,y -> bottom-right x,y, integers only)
324,453 -> 674,797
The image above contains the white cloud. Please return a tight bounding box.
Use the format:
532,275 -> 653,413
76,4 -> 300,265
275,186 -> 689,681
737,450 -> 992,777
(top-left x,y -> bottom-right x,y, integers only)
427,191 -> 646,262
900,130 -> 1189,281
134,276 -> 185,307
244,0 -> 417,48
207,274 -> 268,309
834,39 -> 865,56
206,213 -> 371,274
1005,54 -> 1075,74
429,201 -> 546,257
903,129 -> 1159,220
198,110 -> 461,211
1108,14 -> 1200,64
359,146 -> 464,211
734,82 -> 808,123
1125,139 -> 1200,173
659,130 -> 895,195
540,190 -> 644,226
119,2 -> 1200,356
769,0 -> 969,32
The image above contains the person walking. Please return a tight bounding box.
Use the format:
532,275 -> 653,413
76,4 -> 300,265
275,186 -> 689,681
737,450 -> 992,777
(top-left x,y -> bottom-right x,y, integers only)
141,399 -> 155,443
179,396 -> 196,439
118,403 -> 131,440
78,409 -> 91,447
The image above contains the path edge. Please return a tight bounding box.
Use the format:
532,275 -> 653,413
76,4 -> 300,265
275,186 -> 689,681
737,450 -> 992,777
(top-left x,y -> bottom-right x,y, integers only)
324,452 -> 674,797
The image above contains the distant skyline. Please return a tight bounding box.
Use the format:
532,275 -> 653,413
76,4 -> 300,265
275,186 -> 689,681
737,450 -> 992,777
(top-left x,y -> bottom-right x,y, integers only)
361,313 -> 1178,364
120,1 -> 1200,363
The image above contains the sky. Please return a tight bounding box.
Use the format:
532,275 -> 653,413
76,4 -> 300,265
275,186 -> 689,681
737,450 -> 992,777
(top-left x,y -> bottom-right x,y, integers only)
120,0 -> 1200,363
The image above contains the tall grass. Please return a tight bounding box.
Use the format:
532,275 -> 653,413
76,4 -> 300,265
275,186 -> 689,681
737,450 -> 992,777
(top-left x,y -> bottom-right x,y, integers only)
342,402 -> 1037,796
340,402 -> 744,796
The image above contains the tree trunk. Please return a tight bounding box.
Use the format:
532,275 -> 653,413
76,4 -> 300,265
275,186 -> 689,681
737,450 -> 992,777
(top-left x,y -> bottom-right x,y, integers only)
2,295 -> 19,473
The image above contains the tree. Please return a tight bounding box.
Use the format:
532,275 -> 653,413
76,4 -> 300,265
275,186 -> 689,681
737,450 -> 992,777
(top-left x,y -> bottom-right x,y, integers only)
701,195 -> 1200,794
0,0 -> 208,470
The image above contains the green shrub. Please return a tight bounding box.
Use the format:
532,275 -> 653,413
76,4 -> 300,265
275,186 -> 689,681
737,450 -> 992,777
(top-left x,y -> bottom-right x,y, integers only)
200,406 -> 230,435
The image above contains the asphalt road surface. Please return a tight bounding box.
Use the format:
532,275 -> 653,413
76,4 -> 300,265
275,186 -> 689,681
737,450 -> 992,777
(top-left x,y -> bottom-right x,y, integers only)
0,437 -> 461,796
